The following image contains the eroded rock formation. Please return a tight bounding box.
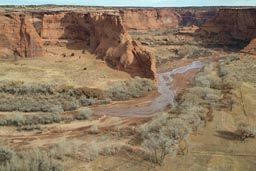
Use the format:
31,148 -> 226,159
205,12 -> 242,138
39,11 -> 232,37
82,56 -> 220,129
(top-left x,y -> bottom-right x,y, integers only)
196,9 -> 256,44
0,11 -> 156,80
0,13 -> 43,57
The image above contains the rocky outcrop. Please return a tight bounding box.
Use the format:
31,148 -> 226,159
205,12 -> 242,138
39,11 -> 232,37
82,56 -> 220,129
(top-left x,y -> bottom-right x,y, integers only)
0,13 -> 43,57
41,12 -> 157,80
242,38 -> 256,55
196,9 -> 256,44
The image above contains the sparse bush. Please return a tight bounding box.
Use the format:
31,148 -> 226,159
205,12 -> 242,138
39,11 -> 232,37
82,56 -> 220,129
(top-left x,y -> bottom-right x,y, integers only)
90,124 -> 99,134
75,107 -> 93,120
0,146 -> 64,171
17,125 -> 41,131
100,144 -> 122,156
177,45 -> 212,58
62,98 -> 80,111
139,112 -> 169,139
83,143 -> 99,161
63,115 -> 74,123
236,123 -> 256,140
0,112 -> 61,126
0,147 -> 13,165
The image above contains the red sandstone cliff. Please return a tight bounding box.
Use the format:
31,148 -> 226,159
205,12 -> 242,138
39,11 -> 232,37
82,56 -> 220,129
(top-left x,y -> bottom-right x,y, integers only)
119,8 -> 180,31
196,9 -> 256,43
0,13 -> 43,57
118,8 -> 217,31
41,12 -> 157,80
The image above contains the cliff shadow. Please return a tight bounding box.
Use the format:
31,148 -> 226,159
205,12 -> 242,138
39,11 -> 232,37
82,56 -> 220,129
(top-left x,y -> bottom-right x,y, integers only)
194,31 -> 250,53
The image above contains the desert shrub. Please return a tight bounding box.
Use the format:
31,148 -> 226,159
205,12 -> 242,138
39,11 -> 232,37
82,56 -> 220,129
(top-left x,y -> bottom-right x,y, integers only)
90,124 -> 99,134
75,107 -> 93,120
108,77 -> 156,100
79,96 -> 96,106
236,123 -> 256,140
177,45 -> 212,58
4,113 -> 25,126
161,118 -> 191,140
27,149 -> 64,171
17,124 -> 41,131
139,112 -> 169,139
62,98 -> 80,111
100,144 -> 122,156
194,66 -> 222,89
49,105 -> 64,114
0,112 -> 61,126
194,75 -> 211,87
0,147 -> 13,165
0,146 -> 64,171
0,81 -> 111,113
83,143 -> 99,161
218,65 -> 229,77
29,113 -> 62,125
62,115 -> 74,123
222,74 -> 240,89
205,93 -> 221,104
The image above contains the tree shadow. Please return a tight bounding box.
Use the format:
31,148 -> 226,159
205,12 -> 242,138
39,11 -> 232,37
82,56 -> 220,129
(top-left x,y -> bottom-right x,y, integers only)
215,130 -> 240,141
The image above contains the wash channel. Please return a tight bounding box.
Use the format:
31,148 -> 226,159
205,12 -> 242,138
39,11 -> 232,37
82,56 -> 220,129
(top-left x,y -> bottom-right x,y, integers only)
93,61 -> 203,117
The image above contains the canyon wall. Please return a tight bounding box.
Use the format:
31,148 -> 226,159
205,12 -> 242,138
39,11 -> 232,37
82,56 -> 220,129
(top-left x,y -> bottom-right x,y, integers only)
176,8 -> 218,26
118,8 -> 217,31
119,8 -> 180,31
196,9 -> 256,43
0,13 -> 43,57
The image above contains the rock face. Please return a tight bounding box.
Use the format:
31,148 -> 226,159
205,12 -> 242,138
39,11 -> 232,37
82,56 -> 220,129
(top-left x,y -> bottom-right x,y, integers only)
41,12 -> 157,80
0,13 -> 43,57
196,9 -> 256,43
118,8 -> 217,31
119,8 -> 181,31
176,8 -> 218,27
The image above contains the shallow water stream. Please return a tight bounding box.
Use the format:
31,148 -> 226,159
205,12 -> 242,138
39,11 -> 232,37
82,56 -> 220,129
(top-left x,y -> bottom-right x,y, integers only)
93,61 -> 203,117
